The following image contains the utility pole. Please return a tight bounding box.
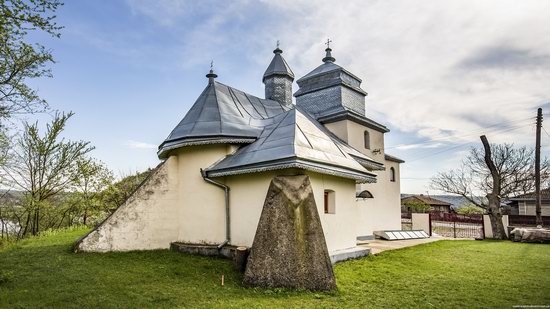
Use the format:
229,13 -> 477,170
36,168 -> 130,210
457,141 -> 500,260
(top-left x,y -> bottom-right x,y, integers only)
535,108 -> 543,226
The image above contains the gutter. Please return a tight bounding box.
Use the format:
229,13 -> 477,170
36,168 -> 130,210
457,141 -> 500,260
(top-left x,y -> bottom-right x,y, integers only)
200,169 -> 230,249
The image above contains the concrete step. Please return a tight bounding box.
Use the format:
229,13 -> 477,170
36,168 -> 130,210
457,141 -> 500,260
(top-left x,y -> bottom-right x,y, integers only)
329,247 -> 370,264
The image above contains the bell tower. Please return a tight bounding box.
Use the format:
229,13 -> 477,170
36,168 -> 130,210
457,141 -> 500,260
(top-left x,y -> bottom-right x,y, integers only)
263,42 -> 295,107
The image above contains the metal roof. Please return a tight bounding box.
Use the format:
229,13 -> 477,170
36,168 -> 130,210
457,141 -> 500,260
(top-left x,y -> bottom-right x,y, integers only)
401,195 -> 451,206
205,107 -> 377,183
158,80 -> 291,158
385,153 -> 405,163
263,48 -> 294,82
316,108 -> 390,133
296,61 -> 362,85
510,188 -> 550,201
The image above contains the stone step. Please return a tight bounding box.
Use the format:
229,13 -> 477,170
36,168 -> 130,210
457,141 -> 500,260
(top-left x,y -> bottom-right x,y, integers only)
170,242 -> 237,259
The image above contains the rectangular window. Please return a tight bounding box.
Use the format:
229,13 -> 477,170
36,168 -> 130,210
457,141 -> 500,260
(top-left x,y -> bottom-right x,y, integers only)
324,190 -> 335,214
364,130 -> 370,149
324,191 -> 329,213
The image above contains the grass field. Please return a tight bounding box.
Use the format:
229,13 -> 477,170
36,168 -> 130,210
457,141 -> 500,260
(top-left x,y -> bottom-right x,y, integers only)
1,227 -> 549,308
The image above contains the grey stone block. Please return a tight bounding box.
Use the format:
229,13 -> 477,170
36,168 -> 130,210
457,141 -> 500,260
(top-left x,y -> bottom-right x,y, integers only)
243,175 -> 336,290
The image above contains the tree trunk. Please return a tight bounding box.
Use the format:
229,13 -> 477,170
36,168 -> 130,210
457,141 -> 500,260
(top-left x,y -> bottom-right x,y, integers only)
487,193 -> 507,239
481,135 -> 508,240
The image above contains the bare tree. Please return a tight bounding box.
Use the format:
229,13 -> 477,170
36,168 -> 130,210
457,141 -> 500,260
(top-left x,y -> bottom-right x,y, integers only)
3,112 -> 93,236
431,137 -> 549,239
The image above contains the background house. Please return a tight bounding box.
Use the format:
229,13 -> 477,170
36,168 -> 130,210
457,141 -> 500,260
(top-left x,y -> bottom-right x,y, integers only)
401,194 -> 452,213
508,188 -> 550,216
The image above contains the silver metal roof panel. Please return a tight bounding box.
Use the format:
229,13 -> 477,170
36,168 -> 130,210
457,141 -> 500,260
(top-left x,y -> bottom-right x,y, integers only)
205,107 -> 376,182
263,48 -> 295,81
158,80 -> 289,158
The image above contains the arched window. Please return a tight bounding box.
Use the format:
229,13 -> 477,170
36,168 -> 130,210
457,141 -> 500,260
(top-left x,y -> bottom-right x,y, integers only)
356,190 -> 374,199
390,167 -> 396,182
364,130 -> 370,149
324,190 -> 335,214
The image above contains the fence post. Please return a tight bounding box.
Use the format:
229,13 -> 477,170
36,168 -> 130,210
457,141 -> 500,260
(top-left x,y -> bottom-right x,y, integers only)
481,215 -> 485,239
429,213 -> 432,236
453,220 -> 456,238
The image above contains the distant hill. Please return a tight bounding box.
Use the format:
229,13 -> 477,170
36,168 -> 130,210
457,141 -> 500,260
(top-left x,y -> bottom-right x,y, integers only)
0,189 -> 24,206
401,194 -> 484,210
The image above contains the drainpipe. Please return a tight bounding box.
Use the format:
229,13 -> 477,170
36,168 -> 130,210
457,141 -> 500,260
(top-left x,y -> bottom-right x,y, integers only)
200,169 -> 230,249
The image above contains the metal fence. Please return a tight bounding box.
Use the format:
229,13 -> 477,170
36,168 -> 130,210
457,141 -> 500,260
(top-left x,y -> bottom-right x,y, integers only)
508,215 -> 550,226
430,211 -> 484,239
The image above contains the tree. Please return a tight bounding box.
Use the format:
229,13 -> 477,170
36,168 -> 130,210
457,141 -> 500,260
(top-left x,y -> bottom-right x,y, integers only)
101,169 -> 153,212
456,204 -> 484,215
3,112 -> 93,236
0,0 -> 63,119
431,137 -> 549,239
72,158 -> 113,225
0,124 -> 7,167
401,200 -> 431,213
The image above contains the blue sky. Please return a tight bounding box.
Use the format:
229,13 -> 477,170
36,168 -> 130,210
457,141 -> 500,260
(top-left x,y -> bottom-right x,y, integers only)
25,0 -> 550,193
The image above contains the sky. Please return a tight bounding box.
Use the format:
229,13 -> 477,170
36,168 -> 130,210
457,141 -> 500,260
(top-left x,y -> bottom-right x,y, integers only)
23,0 -> 550,193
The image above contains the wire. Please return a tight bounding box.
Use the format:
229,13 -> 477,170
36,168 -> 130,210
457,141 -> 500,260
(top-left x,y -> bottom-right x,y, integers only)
543,125 -> 550,139
384,116 -> 535,150
404,122 -> 533,163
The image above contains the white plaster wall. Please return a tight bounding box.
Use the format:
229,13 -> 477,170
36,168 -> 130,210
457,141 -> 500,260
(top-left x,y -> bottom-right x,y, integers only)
307,172 -> 358,252
228,170 -> 358,253
324,121 -> 348,142
483,215 -> 509,238
325,120 -> 402,238
346,121 -> 385,161
78,143 -> 372,253
77,157 -> 181,252
227,170 -> 295,247
77,144 -> 232,252
412,213 -> 430,234
356,162 -> 401,238
174,145 -> 229,244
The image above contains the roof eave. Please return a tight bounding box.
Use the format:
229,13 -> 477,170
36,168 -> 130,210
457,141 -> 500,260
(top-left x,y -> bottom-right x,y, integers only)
385,153 -> 405,163
350,154 -> 385,171
206,157 -> 377,183
157,136 -> 256,159
317,110 -> 390,133
293,80 -> 367,97
262,72 -> 295,82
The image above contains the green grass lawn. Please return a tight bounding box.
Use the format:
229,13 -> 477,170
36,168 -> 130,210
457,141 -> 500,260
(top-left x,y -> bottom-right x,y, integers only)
1,228 -> 549,308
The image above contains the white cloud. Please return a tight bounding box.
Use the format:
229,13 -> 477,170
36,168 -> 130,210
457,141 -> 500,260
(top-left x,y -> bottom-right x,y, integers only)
128,0 -> 550,145
121,0 -> 550,192
393,142 -> 446,151
267,0 -> 550,144
124,140 -> 157,150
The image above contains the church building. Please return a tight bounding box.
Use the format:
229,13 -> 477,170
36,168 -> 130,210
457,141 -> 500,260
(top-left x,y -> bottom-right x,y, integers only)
76,43 -> 404,261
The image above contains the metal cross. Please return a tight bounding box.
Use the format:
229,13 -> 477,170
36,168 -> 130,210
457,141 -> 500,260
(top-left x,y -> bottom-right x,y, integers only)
325,38 -> 332,48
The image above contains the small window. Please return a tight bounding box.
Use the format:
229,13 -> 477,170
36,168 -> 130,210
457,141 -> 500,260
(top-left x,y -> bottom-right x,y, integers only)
390,167 -> 396,182
324,190 -> 335,214
364,131 -> 370,149
356,190 -> 374,199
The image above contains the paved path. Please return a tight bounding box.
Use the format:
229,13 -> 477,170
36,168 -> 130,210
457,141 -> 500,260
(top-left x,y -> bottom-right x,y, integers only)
357,236 -> 454,255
